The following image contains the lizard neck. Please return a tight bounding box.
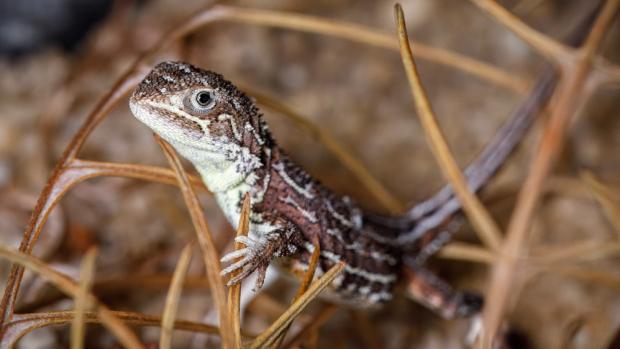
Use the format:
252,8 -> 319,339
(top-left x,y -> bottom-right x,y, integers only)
178,116 -> 276,228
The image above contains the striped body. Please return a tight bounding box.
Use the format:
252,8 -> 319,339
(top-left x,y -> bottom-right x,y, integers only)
129,62 -> 411,306
244,146 -> 402,306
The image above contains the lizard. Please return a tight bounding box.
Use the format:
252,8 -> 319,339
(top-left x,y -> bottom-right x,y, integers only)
128,5 -> 600,318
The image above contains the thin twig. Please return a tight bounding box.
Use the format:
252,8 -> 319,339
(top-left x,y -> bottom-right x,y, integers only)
3,310 -> 222,348
160,244 -> 193,349
227,193 -> 251,349
70,248 -> 98,349
157,136 -> 235,348
437,242 -> 495,264
273,239 -> 321,347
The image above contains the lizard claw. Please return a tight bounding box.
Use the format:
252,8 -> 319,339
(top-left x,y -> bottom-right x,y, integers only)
220,235 -> 270,289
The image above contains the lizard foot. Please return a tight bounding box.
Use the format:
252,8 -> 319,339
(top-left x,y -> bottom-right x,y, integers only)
220,235 -> 272,291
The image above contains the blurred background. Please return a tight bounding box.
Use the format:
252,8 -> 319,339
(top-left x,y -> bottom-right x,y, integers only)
0,0 -> 619,348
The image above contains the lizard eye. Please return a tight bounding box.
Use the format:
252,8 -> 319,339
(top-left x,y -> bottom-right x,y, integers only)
196,91 -> 214,107
186,89 -> 216,113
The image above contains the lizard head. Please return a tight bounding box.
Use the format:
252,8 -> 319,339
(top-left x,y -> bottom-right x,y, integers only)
130,61 -> 269,190
130,61 -> 265,148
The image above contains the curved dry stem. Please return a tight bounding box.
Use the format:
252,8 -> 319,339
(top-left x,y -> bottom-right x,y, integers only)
3,310 -> 220,348
480,1 -> 620,347
160,244 -> 193,349
0,247 -> 143,349
395,4 -> 503,251
71,248 -> 98,349
156,136 -> 234,348
70,160 -> 208,192
250,89 -> 403,213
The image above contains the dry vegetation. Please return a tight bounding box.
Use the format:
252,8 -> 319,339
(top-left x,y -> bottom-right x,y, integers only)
0,0 -> 619,348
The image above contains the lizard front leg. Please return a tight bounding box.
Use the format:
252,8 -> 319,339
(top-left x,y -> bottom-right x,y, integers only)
220,214 -> 302,291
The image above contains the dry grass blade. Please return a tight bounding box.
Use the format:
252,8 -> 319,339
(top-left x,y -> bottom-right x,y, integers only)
3,310 -> 222,347
71,248 -> 98,349
249,262 -> 345,349
156,136 -> 234,348
160,244 -> 193,349
70,160 -> 208,193
438,242 -> 495,264
394,3 -> 503,251
227,193 -> 251,349
293,240 -> 321,301
249,89 -> 403,213
581,171 -> 620,235
468,0 -> 570,62
0,246 -> 143,349
272,240 -> 321,347
480,2 -> 619,346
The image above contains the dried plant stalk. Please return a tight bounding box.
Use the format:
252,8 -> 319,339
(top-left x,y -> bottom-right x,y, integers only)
227,193 -> 251,349
438,242 -> 495,264
156,136 -> 235,348
272,239 -> 321,347
160,244 -> 193,349
70,248 -> 98,349
4,310 -> 222,347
